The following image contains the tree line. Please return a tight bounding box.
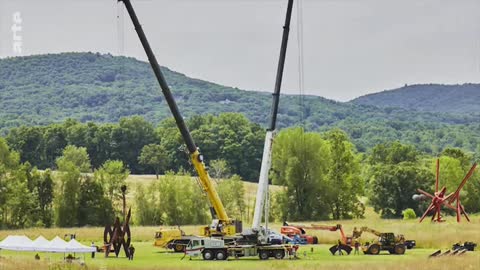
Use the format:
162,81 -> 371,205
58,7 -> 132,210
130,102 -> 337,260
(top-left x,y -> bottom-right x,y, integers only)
0,138 -> 128,228
5,113 -> 263,181
1,114 -> 480,229
270,129 -> 480,221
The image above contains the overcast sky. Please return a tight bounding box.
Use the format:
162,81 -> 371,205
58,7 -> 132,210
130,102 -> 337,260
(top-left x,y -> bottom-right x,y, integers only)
1,0 -> 480,101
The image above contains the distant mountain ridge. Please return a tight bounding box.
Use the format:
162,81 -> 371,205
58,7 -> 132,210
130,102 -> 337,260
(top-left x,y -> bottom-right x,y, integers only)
351,84 -> 480,113
1,52 -> 480,153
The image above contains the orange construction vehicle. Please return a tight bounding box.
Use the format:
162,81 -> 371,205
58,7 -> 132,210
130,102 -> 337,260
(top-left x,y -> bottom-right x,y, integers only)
281,222 -> 318,245
281,222 -> 353,254
310,224 -> 353,255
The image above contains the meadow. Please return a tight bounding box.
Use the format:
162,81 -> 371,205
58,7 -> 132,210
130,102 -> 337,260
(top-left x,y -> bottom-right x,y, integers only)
0,176 -> 479,269
0,216 -> 479,270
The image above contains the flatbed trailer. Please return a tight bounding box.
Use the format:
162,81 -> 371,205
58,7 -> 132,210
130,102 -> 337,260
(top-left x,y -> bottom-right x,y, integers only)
186,237 -> 292,260
228,244 -> 288,260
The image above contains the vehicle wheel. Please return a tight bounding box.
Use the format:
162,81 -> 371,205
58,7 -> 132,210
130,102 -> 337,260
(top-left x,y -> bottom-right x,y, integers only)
259,250 -> 269,260
312,236 -> 319,245
394,244 -> 406,255
216,250 -> 227,260
368,244 -> 380,255
174,244 -> 185,252
203,250 -> 214,260
274,250 -> 284,260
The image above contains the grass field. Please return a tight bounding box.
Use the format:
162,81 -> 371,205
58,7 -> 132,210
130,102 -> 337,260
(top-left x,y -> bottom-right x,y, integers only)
0,241 -> 479,270
1,175 -> 479,269
1,217 -> 479,270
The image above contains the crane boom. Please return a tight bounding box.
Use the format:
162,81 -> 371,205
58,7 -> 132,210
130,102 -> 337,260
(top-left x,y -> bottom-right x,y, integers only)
359,226 -> 382,237
119,0 -> 235,234
252,0 -> 294,231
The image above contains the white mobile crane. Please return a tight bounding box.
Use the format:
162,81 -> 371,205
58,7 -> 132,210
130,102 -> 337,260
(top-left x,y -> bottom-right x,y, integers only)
251,0 -> 294,245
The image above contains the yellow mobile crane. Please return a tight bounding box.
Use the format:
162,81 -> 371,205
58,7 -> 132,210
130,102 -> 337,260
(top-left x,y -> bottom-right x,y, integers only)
119,0 -> 241,241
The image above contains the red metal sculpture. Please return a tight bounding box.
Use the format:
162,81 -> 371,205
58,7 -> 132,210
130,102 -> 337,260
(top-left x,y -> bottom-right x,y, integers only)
104,185 -> 132,257
416,159 -> 477,223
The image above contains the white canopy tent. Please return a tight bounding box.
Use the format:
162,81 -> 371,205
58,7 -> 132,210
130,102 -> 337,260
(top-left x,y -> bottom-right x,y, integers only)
0,235 -> 33,251
0,235 -> 96,253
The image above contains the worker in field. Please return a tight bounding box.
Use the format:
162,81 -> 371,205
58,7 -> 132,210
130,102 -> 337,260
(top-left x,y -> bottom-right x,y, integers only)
337,240 -> 344,255
293,244 -> 300,259
128,245 -> 135,260
286,245 -> 292,259
353,227 -> 360,238
91,242 -> 96,258
354,240 -> 360,255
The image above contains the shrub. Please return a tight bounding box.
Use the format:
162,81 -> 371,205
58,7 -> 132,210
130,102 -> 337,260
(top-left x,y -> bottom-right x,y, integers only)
402,208 -> 417,220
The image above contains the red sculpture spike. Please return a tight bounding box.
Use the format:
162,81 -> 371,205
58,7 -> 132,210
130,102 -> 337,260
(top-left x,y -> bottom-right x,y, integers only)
435,159 -> 440,193
416,161 -> 477,223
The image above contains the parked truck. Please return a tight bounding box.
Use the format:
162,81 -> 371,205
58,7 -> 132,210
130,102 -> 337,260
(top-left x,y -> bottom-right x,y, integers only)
185,237 -> 292,260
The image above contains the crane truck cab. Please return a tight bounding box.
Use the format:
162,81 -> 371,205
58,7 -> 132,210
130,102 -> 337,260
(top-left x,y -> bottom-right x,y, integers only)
186,237 -> 228,260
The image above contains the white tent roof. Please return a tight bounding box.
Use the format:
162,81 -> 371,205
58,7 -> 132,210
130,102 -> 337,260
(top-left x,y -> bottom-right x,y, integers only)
46,236 -> 69,253
0,235 -> 33,251
31,236 -> 51,252
66,239 -> 96,253
0,235 -> 95,253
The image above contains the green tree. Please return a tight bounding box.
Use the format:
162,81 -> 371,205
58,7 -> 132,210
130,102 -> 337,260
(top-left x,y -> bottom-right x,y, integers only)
217,175 -> 246,220
54,145 -> 91,227
56,145 -> 91,173
438,148 -> 480,213
134,183 -> 161,225
156,173 -> 209,226
5,126 -> 43,167
323,129 -> 365,219
36,169 -> 54,227
0,138 -> 24,228
42,124 -> 68,168
77,177 -> 114,226
138,144 -> 167,179
369,141 -> 419,165
94,160 -> 129,208
111,116 -> 156,173
368,163 -> 432,218
209,159 -> 230,179
367,142 -> 432,218
271,128 -> 331,220
3,164 -> 36,228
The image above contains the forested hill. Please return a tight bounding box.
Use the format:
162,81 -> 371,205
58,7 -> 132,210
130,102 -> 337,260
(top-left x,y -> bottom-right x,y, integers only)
1,52 -> 480,153
351,84 -> 480,113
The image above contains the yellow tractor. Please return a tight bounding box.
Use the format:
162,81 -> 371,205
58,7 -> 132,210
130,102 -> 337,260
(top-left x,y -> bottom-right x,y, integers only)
154,228 -> 193,252
357,227 -> 406,255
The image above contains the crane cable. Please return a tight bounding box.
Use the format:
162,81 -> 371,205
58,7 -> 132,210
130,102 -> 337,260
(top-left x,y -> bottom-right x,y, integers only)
117,2 -> 125,57
296,0 -> 305,129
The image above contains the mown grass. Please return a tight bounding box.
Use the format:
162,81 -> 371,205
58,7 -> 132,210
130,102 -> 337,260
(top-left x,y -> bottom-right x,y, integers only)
1,174 -> 479,269
0,242 -> 478,270
0,219 -> 479,270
